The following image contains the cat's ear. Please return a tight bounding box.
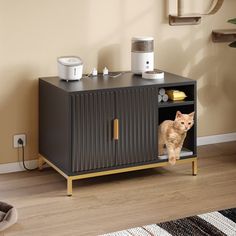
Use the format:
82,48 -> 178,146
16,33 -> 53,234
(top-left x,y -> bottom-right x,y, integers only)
189,112 -> 195,118
176,111 -> 182,119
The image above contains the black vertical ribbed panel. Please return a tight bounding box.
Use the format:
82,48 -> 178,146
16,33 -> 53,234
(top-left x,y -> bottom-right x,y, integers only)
72,91 -> 115,172
115,87 -> 157,166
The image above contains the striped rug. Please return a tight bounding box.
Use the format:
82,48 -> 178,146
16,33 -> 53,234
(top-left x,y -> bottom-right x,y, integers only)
101,208 -> 236,236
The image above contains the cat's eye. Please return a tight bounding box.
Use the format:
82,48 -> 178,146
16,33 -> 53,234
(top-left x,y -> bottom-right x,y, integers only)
188,122 -> 191,125
181,122 -> 184,125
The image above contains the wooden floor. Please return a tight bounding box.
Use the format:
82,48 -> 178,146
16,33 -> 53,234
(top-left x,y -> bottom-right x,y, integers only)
1,142 -> 236,236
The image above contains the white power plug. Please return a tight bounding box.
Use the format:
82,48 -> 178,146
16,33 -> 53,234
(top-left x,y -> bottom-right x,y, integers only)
13,134 -> 26,148
92,68 -> 98,76
103,67 -> 109,75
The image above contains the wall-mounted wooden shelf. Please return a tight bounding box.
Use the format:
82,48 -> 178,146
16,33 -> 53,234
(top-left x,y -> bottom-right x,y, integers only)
169,15 -> 201,26
212,29 -> 236,42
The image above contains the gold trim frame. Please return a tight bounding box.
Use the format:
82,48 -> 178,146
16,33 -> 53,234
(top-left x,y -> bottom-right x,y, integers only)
38,155 -> 197,196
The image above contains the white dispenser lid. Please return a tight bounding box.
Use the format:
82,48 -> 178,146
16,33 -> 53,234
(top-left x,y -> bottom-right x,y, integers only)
132,36 -> 154,41
57,56 -> 83,66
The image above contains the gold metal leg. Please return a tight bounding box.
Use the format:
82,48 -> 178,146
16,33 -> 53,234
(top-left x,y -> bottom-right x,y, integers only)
67,178 -> 73,196
192,159 -> 197,176
38,156 -> 45,171
40,155 -> 198,196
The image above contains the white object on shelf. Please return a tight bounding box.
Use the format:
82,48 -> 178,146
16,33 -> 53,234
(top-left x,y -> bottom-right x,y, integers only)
142,70 -> 164,80
92,68 -> 98,76
57,56 -> 83,81
162,94 -> 169,102
158,95 -> 162,103
158,148 -> 193,160
159,88 -> 166,96
103,67 -> 109,75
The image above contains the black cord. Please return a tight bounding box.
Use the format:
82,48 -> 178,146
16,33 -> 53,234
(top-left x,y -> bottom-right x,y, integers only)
18,139 -> 38,171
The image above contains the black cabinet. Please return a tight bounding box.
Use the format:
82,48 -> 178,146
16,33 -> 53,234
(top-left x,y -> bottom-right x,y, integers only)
39,71 -> 197,195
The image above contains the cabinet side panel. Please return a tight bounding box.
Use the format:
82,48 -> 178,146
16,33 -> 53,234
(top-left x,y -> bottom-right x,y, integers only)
72,91 -> 115,172
39,80 -> 71,174
116,87 -> 158,166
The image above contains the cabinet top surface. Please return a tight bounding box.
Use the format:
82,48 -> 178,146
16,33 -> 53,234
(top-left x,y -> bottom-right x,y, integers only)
39,71 -> 195,93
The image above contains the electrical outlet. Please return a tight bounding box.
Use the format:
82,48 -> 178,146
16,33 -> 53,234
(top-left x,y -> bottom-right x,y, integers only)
13,134 -> 26,148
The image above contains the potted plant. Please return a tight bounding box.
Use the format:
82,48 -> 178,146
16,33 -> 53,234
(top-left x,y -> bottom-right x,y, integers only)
228,18 -> 236,48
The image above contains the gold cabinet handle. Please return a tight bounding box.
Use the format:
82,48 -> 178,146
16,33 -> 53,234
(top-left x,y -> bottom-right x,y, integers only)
114,119 -> 119,140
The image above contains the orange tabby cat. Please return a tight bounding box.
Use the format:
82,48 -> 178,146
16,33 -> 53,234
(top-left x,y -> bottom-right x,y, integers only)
158,111 -> 195,165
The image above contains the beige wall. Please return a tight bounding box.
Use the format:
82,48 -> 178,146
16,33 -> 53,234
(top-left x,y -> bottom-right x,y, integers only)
0,0 -> 236,164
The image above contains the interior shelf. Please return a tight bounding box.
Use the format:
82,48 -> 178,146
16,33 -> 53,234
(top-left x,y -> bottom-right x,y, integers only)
169,15 -> 201,26
158,100 -> 194,108
158,148 -> 194,161
212,29 -> 236,42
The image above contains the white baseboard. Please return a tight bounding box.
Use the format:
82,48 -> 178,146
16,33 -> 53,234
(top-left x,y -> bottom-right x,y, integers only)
197,132 -> 236,146
1,132 -> 236,174
0,160 -> 38,174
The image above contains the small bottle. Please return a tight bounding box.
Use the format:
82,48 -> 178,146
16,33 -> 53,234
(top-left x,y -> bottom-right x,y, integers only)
103,67 -> 109,76
92,68 -> 98,76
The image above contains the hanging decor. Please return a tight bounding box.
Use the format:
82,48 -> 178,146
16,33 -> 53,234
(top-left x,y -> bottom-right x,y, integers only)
169,0 -> 224,26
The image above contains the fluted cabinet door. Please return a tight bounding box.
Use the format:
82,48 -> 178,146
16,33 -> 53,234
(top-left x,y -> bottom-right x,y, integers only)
115,87 -> 158,166
72,91 -> 115,172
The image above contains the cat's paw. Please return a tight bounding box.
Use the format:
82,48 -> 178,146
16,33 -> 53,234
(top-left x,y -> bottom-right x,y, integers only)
169,156 -> 176,165
176,156 -> 180,160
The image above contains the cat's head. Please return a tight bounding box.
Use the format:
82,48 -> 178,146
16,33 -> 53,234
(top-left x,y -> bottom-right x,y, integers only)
174,111 -> 195,132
